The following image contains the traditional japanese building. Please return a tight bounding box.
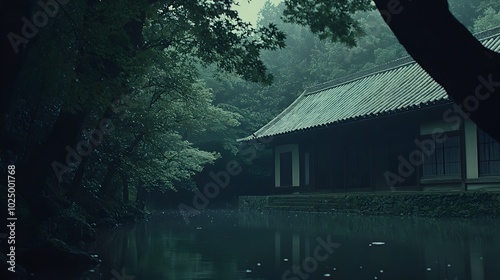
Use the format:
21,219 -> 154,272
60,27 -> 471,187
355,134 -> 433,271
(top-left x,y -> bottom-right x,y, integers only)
239,27 -> 500,193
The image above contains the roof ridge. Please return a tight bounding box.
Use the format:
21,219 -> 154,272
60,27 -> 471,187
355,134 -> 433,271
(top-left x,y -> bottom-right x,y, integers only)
304,25 -> 500,95
474,25 -> 500,40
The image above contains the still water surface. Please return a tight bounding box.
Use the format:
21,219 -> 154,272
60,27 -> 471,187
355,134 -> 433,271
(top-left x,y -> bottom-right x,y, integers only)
83,210 -> 500,280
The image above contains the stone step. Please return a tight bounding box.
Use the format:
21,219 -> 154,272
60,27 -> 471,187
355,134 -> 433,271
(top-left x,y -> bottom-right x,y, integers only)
269,201 -> 331,206
269,197 -> 331,203
263,205 -> 363,214
263,205 -> 316,211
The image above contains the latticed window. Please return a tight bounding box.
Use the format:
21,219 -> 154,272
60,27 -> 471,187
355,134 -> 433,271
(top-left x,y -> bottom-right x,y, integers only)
478,129 -> 500,175
423,135 -> 461,176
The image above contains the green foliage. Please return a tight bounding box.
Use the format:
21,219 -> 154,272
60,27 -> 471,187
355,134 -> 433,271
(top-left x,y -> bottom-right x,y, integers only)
83,47 -> 243,194
16,0 -> 287,113
282,0 -> 374,46
11,0 -> 289,202
474,7 -> 500,33
143,0 -> 286,85
447,0 -> 500,30
205,1 -> 406,137
127,133 -> 219,190
448,0 -> 483,28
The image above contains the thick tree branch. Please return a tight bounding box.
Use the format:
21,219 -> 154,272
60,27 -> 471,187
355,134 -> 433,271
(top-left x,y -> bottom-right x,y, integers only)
374,0 -> 500,141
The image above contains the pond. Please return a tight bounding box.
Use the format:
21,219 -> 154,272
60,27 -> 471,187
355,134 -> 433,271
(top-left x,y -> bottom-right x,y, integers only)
81,210 -> 500,280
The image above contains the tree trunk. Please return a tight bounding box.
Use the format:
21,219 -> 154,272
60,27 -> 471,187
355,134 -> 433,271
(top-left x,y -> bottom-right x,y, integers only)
100,164 -> 117,199
97,132 -> 144,200
136,179 -> 145,210
70,107 -> 115,198
122,174 -> 129,203
374,0 -> 500,141
69,155 -> 90,198
17,110 -> 86,220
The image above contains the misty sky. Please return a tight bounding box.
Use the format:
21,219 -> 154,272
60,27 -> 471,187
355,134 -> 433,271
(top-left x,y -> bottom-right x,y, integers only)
234,0 -> 282,25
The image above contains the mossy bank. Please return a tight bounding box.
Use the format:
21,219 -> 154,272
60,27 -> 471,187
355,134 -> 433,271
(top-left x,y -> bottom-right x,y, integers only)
239,191 -> 500,217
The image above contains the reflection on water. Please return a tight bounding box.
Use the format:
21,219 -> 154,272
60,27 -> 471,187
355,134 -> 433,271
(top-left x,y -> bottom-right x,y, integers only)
83,210 -> 500,280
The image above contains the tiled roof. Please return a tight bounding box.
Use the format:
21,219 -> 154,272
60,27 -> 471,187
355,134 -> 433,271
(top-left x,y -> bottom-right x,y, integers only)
241,26 -> 500,141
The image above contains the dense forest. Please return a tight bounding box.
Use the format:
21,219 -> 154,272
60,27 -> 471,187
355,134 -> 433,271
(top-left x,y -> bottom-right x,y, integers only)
1,0 -> 500,278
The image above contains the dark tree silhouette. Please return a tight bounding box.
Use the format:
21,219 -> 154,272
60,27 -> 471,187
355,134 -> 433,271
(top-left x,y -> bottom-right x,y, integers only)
373,0 -> 500,141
